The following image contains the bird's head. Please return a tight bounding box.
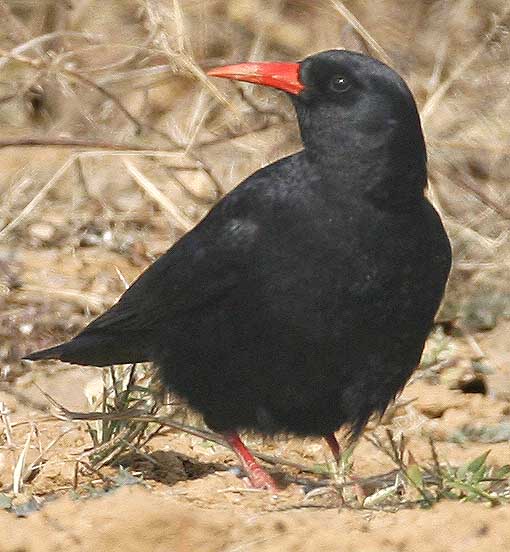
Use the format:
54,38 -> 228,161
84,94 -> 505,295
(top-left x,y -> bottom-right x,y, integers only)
208,50 -> 427,206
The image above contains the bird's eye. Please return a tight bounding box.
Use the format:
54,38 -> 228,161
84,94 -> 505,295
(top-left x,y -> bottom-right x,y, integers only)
329,75 -> 351,93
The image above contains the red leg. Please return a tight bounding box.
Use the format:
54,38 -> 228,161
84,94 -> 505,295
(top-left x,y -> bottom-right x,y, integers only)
223,432 -> 279,492
324,433 -> 341,463
324,433 -> 365,500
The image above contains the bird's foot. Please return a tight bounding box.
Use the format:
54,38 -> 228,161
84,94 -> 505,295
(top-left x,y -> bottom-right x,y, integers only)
244,464 -> 279,492
223,431 -> 279,493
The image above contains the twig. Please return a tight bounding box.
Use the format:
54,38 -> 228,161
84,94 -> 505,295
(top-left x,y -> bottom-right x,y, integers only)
18,284 -> 109,310
329,0 -> 393,67
12,425 -> 33,495
0,137 -> 173,152
172,0 -> 190,54
421,5 -> 510,122
57,27 -> 160,76
0,47 -> 43,67
8,428 -> 75,492
62,70 -> 143,134
450,174 -> 510,221
143,1 -> 238,116
428,140 -> 510,153
0,402 -> 14,448
123,158 -> 195,231
0,31 -> 99,71
0,155 -> 76,240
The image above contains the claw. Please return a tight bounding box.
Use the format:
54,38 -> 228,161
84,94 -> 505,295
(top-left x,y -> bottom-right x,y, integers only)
224,432 -> 279,492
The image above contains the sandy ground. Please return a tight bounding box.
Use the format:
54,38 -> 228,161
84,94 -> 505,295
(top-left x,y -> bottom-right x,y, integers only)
1,486 -> 510,552
0,321 -> 508,551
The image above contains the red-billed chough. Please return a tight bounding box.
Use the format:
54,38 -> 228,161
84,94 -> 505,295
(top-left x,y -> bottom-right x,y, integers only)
25,50 -> 451,491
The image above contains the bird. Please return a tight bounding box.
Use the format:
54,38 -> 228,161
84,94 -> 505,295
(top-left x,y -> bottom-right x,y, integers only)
25,49 -> 451,491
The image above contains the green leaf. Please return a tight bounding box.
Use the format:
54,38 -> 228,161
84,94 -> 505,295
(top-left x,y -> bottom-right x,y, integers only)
493,465 -> 510,479
363,484 -> 399,508
406,464 -> 424,489
311,463 -> 331,475
466,450 -> 491,475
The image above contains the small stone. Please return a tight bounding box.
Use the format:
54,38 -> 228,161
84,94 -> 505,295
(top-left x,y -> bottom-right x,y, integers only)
29,222 -> 55,242
19,323 -> 33,335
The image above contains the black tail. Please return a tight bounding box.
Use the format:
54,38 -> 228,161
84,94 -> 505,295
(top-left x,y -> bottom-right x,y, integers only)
24,344 -> 68,362
24,332 -> 151,367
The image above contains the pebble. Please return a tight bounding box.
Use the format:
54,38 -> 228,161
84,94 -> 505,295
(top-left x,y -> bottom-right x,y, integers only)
28,223 -> 55,242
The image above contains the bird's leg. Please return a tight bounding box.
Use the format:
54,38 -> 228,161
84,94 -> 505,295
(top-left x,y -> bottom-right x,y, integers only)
324,433 -> 341,463
324,433 -> 366,502
223,432 -> 278,492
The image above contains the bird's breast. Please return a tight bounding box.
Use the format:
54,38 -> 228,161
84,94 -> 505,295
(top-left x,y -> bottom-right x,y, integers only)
252,200 -> 450,344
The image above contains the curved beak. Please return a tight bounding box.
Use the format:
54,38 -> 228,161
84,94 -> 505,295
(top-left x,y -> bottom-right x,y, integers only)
207,62 -> 304,95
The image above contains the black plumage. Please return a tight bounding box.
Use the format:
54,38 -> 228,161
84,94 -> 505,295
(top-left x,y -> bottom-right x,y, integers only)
25,50 -> 451,490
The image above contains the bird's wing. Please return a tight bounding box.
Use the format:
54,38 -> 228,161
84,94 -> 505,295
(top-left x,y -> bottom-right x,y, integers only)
80,155 -> 291,336
84,215 -> 254,335
25,153 -> 303,365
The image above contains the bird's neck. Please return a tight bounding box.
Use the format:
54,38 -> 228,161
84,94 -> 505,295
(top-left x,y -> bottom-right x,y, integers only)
303,136 -> 427,211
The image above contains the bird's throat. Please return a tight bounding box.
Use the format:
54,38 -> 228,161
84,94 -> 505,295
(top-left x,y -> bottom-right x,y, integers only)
302,143 -> 426,210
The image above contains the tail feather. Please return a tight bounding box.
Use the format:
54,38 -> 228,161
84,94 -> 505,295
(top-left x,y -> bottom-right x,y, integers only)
24,344 -> 67,362
24,332 -> 150,367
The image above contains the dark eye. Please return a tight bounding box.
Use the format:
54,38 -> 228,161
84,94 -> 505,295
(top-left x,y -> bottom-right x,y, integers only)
329,75 -> 351,93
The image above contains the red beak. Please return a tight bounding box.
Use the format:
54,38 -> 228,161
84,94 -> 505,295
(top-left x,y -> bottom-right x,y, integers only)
207,62 -> 304,95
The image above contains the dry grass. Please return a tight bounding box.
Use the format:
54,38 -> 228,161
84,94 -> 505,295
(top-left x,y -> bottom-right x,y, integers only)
0,0 -> 509,513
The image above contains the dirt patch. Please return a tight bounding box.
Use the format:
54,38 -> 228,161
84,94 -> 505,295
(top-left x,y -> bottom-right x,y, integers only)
0,486 -> 508,552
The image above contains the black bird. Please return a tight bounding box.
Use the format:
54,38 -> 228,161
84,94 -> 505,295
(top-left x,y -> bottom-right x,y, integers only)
25,50 -> 451,491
